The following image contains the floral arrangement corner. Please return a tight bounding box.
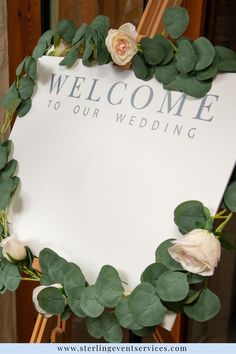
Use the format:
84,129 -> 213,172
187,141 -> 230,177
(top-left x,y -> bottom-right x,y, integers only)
1,5 -> 236,343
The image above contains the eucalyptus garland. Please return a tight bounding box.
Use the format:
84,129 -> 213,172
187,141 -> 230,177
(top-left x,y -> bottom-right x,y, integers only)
1,6 -> 236,343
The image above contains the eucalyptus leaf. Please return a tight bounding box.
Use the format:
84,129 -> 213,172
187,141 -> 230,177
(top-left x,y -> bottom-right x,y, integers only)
11,176 -> 20,196
72,24 -> 88,45
90,15 -> 110,33
60,46 -> 79,67
1,160 -> 18,178
16,58 -> 26,76
215,45 -> 236,60
39,30 -> 54,46
176,39 -> 196,73
141,262 -> 168,286
156,271 -> 189,302
80,285 -> 104,318
184,289 -> 202,305
85,317 -> 103,339
24,57 -> 37,80
63,263 -> 86,294
129,283 -> 166,327
60,306 -> 72,321
1,262 -> 21,291
39,248 -> 70,285
163,7 -> 189,39
184,288 -> 221,321
141,37 -> 164,65
115,296 -> 142,330
176,74 -> 212,98
187,273 -> 205,284
18,77 -> 34,100
155,239 -> 183,270
32,41 -> 47,60
155,60 -> 178,84
174,200 -> 209,234
224,181 -> 236,212
67,286 -> 87,318
100,313 -> 123,343
0,146 -> 8,170
1,83 -> 22,116
56,19 -> 77,43
38,287 -> 66,315
132,54 -> 154,80
154,35 -> 174,65
17,98 -> 32,117
2,140 -> 12,157
217,59 -> 236,72
196,56 -> 218,80
95,265 -> 124,307
131,326 -> 156,337
193,37 -> 215,71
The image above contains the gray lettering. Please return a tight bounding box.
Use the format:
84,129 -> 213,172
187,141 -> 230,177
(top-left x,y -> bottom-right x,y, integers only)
131,85 -> 153,109
173,125 -> 183,135
68,77 -> 85,98
152,120 -> 159,130
49,74 -> 69,94
192,94 -> 219,122
129,116 -> 136,126
139,118 -> 147,127
86,79 -> 101,102
188,127 -> 196,138
116,112 -> 126,123
73,105 -> 80,114
93,109 -> 99,118
157,92 -> 186,116
107,82 -> 127,105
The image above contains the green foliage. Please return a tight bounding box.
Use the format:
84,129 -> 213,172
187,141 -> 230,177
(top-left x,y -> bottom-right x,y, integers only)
193,37 -> 215,71
163,7 -> 189,39
187,273 -> 205,284
115,296 -> 142,330
224,181 -> 236,212
174,200 -> 211,234
141,37 -> 164,65
95,265 -> 124,307
176,39 -> 196,73
132,54 -> 154,80
155,239 -> 183,270
0,261 -> 21,291
141,262 -> 168,286
80,285 -> 104,318
215,45 -> 236,72
56,20 -> 77,43
100,313 -> 123,343
128,283 -> 166,327
86,317 -> 103,339
184,288 -> 221,321
17,98 -> 32,117
155,60 -> 178,84
0,82 -> 22,116
66,286 -> 87,318
156,271 -> 189,302
38,286 -> 66,315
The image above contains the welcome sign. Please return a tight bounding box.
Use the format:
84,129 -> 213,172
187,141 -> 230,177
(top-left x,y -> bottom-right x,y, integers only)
10,56 -> 236,290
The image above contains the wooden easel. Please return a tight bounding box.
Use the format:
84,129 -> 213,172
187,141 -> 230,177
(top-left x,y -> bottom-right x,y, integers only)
29,0 -> 184,344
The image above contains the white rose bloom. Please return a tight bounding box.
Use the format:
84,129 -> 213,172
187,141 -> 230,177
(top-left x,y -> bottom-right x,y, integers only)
32,283 -> 63,318
105,23 -> 138,66
168,229 -> 221,276
1,235 -> 27,262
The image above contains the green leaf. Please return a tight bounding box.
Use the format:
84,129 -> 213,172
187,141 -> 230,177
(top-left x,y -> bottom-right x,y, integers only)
177,39 -> 196,73
141,37 -> 164,65
174,200 -> 207,234
129,283 -> 166,327
82,36 -> 94,66
11,176 -> 20,196
67,286 -> 87,318
38,287 -> 66,315
163,7 -> 189,39
1,262 -> 21,291
0,146 -> 8,170
18,77 -> 34,100
215,45 -> 236,60
141,262 -> 168,286
0,190 -> 11,210
72,24 -> 88,45
60,306 -> 72,321
39,248 -> 70,285
17,98 -> 32,117
90,15 -> 110,33
32,41 -> 47,60
1,160 -> 18,177
0,225 -> 3,235
155,239 -> 183,270
56,19 -> 77,43
85,317 -> 103,339
193,37 -> 215,71
80,285 -> 104,318
184,288 -> 221,321
132,54 -> 154,80
2,140 -> 12,157
187,273 -> 205,284
95,265 -> 124,307
1,83 -> 22,116
60,46 -> 79,67
131,326 -> 156,337
219,233 -> 236,250
184,289 -> 202,305
115,296 -> 142,330
156,271 -> 189,302
0,176 -> 15,209
196,56 -> 218,80
16,57 -> 26,76
24,56 -> 37,80
154,35 -> 174,65
217,59 -> 236,72
224,181 -> 236,212
39,30 -> 54,46
100,313 -> 123,343
96,33 -> 111,65
176,74 -> 212,98
155,60 -> 178,84
63,263 -> 86,295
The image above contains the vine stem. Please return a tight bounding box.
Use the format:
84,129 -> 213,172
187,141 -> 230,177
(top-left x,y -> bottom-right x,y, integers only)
213,209 -> 227,219
215,212 -> 233,234
21,277 -> 39,282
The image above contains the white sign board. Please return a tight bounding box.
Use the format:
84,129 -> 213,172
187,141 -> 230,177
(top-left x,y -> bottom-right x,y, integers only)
10,56 -> 236,291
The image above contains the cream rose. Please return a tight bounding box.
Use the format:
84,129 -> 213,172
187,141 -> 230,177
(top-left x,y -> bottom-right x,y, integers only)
105,23 -> 138,66
1,235 -> 27,262
32,283 -> 63,318
168,229 -> 221,276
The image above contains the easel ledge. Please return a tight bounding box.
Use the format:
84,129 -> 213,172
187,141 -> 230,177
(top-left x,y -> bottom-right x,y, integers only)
30,0 -> 187,343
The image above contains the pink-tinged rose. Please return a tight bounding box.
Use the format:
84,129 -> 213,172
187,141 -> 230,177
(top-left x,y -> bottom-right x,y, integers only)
105,23 -> 138,66
168,229 -> 221,276
1,235 -> 27,262
32,283 -> 63,318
